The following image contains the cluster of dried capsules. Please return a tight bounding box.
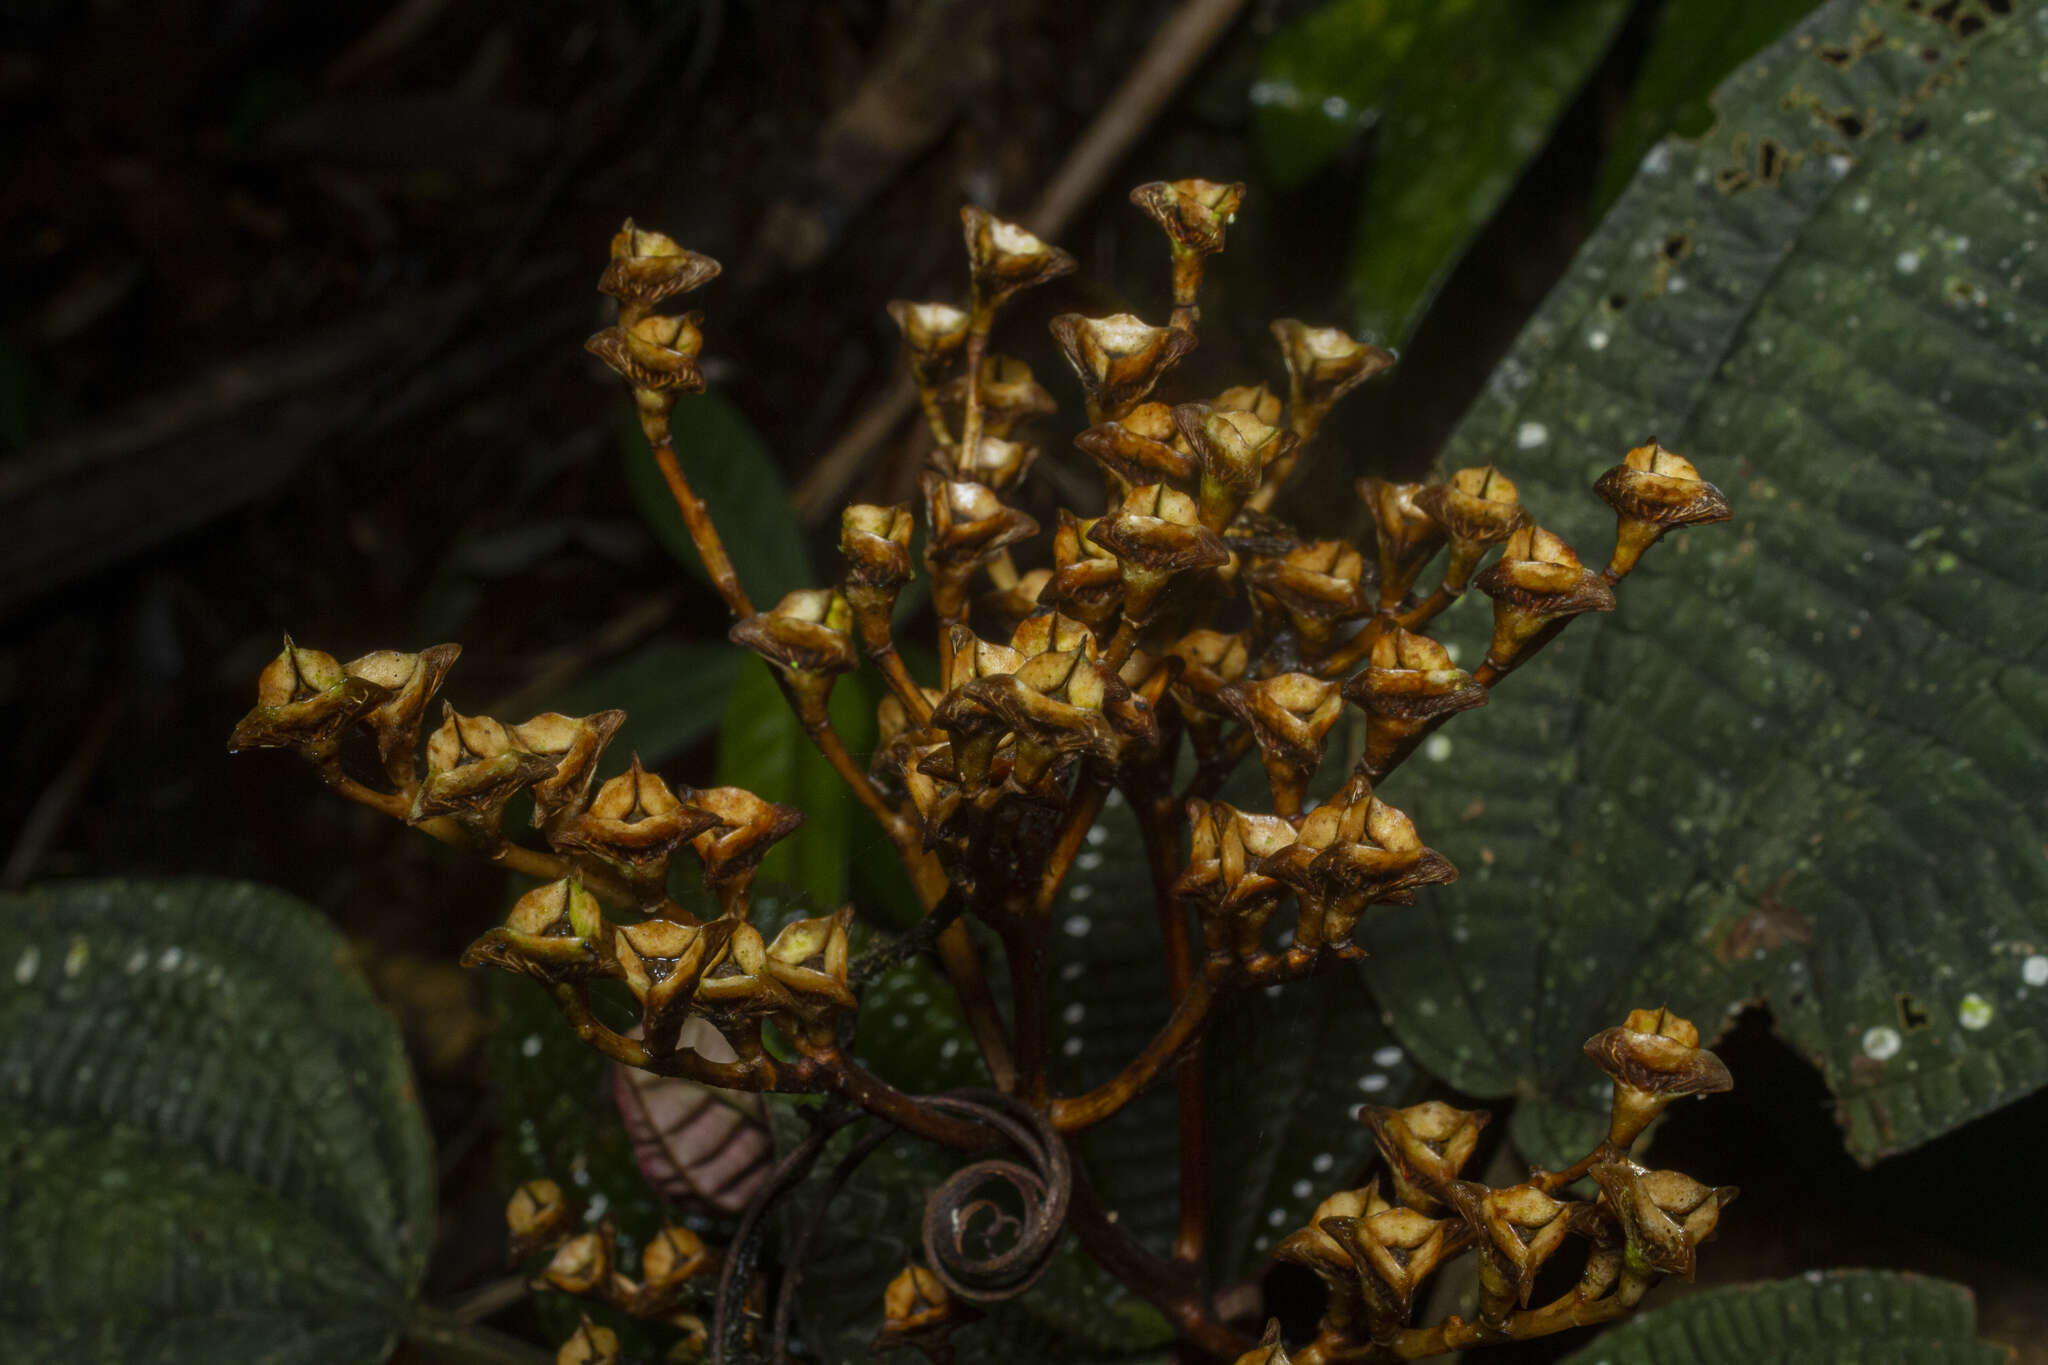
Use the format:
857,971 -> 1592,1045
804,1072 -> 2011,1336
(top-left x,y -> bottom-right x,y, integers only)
231,179 -> 1738,1363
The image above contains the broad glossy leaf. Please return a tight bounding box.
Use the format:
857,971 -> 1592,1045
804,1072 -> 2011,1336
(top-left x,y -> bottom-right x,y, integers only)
1593,0 -> 1817,211
1557,1269 -> 2010,1364
1360,0 -> 2048,1166
0,879 -> 434,1364
621,390 -> 809,605
1254,0 -> 1629,341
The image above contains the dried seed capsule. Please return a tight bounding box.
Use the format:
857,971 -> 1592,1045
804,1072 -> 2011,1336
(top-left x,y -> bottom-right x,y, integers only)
535,1228 -> 613,1296
1230,1320 -> 1293,1365
887,299 -> 972,374
688,787 -> 805,894
228,635 -> 392,760
920,474 -> 1040,622
1086,483 -> 1230,624
947,434 -> 1040,490
461,878 -> 608,983
1271,319 -> 1395,441
556,1314 -> 622,1365
1589,1157 -> 1738,1283
585,311 -> 706,394
1129,178 -> 1244,259
729,589 -> 860,710
1445,1180 -> 1578,1323
1203,806 -> 1300,964
1048,312 -> 1196,416
640,1224 -> 717,1295
1008,611 -> 1099,661
1215,382 -> 1284,426
1306,794 -> 1456,932
551,759 -> 719,900
1322,1206 -> 1454,1338
506,1178 -> 575,1260
1274,1178 -> 1395,1282
1582,1007 -> 1733,1148
1247,540 -> 1372,655
960,207 -> 1076,312
597,222 -> 721,308
1342,628 -> 1488,781
1358,478 -> 1446,610
764,904 -> 858,1013
1175,401 -> 1299,532
1047,510 -> 1125,630
1218,672 -> 1343,816
1472,523 -> 1616,678
1413,465 -> 1531,596
1359,1100 -> 1490,1211
872,1263 -> 978,1362
412,705 -> 561,833
342,643 -> 461,786
1593,440 -> 1731,580
511,710 -> 626,827
614,916 -> 734,1035
693,920 -> 800,1018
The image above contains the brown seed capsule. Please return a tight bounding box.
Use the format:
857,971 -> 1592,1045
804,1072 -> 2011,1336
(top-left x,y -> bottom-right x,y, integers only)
1323,1205 -> 1454,1336
1593,440 -> 1731,580
1274,1178 -> 1396,1283
688,787 -> 806,894
556,1313 -> 622,1365
1472,524 -> 1616,678
550,759 -> 719,899
228,635 -> 392,759
1589,1157 -> 1737,1283
920,474 -> 1040,585
693,919 -> 800,1018
1445,1180 -> 1578,1323
1086,483 -> 1230,624
1582,1007 -> 1734,1148
597,222 -> 721,308
1357,478 -> 1446,611
614,915 -> 734,1034
887,299 -> 972,373
1218,672 -> 1343,816
1047,511 -> 1125,630
937,355 -> 1058,443
625,1222 -> 719,1316
960,206 -> 1076,312
1049,312 -> 1196,416
342,643 -> 461,786
1271,319 -> 1395,441
506,1178 -> 575,1261
1130,178 -> 1244,259
461,878 -> 609,983
1074,410 -> 1199,491
1413,464 -> 1532,600
872,1263 -> 978,1363
1342,628 -> 1488,781
729,589 -> 860,693
1247,540 -> 1372,655
947,434 -> 1041,491
412,705 -> 561,832
1229,1319 -> 1293,1365
1175,401 -> 1300,532
1359,1101 -> 1490,1212
1008,611 -> 1100,661
585,311 -> 706,394
535,1228 -> 613,1296
1307,794 -> 1456,931
511,710 -> 627,828
1187,805 -> 1298,964
1215,382 -> 1285,426
765,904 -> 858,1013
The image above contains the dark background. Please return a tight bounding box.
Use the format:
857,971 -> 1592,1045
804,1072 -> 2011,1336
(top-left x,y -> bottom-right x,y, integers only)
4,0 -> 2042,1359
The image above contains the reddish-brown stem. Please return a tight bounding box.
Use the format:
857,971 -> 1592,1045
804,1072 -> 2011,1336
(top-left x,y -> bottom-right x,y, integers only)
1034,779 -> 1110,916
646,416 -> 755,621
1051,975 -> 1215,1131
794,1048 -> 996,1151
1133,784 -> 1208,1266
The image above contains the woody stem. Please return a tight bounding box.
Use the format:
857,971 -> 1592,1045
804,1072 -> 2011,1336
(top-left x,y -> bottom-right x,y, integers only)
637,392 -> 754,620
1132,781 -> 1208,1266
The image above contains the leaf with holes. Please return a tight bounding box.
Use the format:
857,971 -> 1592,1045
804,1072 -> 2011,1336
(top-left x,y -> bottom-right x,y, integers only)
0,879 -> 433,1364
1358,0 -> 2048,1167
1556,1268 -> 2010,1364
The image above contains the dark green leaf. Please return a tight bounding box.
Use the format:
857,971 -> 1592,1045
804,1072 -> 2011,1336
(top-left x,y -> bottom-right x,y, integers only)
1361,0 -> 2048,1166
1255,0 -> 1630,341
1348,0 -> 1631,341
540,639 -> 741,770
0,879 -> 434,1364
621,391 -> 810,605
1594,0 -> 1818,212
1556,1269 -> 2010,1364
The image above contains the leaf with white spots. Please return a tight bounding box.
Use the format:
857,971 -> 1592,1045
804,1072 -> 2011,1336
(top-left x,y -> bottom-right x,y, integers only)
0,880 -> 434,1363
1360,0 -> 2048,1167
1555,1268 -> 2009,1365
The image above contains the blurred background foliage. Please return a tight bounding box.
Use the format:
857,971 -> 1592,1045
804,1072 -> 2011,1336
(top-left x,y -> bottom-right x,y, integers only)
2,0 -> 2043,1360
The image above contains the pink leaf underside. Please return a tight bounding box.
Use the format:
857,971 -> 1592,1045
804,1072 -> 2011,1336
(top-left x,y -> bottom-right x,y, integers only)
613,1019 -> 774,1214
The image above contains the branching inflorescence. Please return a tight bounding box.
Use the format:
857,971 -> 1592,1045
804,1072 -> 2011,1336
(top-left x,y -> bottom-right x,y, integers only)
231,179 -> 1739,1365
